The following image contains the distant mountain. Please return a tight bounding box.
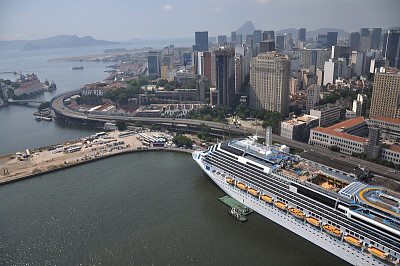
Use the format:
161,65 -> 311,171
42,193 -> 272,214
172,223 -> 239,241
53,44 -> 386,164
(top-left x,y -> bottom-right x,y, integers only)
276,28 -> 349,40
236,21 -> 255,37
0,35 -> 121,51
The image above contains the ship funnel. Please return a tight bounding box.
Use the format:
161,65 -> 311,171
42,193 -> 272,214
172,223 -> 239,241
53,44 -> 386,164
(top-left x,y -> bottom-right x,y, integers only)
265,126 -> 272,147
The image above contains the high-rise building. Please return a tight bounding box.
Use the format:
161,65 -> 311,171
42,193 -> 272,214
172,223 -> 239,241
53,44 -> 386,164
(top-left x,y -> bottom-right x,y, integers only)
382,29 -> 400,69
327,32 -> 338,48
231,31 -> 236,44
370,28 -> 382,50
298,28 -> 306,47
259,41 -> 275,53
196,51 -> 213,85
360,28 -> 370,38
236,34 -> 243,46
370,72 -> 400,119
349,32 -> 361,51
215,48 -> 235,106
331,46 -> 351,64
147,51 -> 160,77
249,52 -> 291,115
275,35 -> 285,50
253,30 -> 262,43
234,54 -> 245,94
360,36 -> 371,51
263,31 -> 274,41
317,34 -> 328,49
194,31 -> 208,52
217,35 -> 227,45
306,84 -> 320,114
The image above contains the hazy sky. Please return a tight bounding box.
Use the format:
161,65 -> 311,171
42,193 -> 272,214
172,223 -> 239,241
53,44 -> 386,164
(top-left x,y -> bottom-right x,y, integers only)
0,0 -> 399,41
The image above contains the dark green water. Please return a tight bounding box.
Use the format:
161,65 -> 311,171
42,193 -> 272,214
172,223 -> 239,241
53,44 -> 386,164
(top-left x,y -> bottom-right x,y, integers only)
0,152 -> 348,265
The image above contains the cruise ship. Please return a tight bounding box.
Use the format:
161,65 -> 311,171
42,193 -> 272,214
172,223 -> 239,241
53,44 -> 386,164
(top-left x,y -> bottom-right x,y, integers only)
193,132 -> 400,265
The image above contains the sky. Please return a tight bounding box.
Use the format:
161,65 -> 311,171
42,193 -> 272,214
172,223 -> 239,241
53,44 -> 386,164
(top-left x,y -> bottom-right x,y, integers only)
0,0 -> 399,41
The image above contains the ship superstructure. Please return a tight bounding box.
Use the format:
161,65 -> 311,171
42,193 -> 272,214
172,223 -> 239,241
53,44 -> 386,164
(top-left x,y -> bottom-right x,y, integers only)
193,137 -> 400,265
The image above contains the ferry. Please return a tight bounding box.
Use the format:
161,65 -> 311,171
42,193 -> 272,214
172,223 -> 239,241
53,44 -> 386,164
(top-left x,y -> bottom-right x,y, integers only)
72,66 -> 84,70
193,134 -> 400,265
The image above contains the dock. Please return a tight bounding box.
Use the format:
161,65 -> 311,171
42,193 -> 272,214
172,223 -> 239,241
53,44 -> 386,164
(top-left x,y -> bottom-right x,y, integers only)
219,195 -> 253,222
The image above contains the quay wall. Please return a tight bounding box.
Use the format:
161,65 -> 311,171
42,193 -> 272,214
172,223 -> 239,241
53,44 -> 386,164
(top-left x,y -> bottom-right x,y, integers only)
0,148 -> 192,187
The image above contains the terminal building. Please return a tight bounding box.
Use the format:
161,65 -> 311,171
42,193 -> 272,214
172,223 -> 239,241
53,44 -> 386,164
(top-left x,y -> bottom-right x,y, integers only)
280,115 -> 319,142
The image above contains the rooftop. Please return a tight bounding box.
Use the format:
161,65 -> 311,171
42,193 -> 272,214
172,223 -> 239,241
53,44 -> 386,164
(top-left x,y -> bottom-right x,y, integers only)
372,116 -> 400,125
328,116 -> 365,130
313,127 -> 368,143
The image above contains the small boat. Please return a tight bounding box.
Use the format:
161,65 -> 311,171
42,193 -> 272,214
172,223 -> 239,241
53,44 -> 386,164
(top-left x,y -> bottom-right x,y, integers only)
261,194 -> 273,203
35,116 -> 41,121
230,206 -> 246,222
344,235 -> 362,247
42,117 -> 52,121
323,224 -> 341,238
72,66 -> 84,70
226,178 -> 235,185
248,188 -> 259,196
368,246 -> 387,260
274,201 -> 287,210
289,208 -> 304,219
237,182 -> 247,191
306,216 -> 320,227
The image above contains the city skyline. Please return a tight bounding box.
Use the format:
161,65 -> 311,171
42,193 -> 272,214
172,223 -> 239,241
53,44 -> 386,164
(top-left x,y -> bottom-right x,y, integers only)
0,0 -> 399,41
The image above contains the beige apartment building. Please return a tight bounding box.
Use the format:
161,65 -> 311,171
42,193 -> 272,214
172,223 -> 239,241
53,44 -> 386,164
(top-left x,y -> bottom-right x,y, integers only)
249,52 -> 290,115
370,73 -> 400,119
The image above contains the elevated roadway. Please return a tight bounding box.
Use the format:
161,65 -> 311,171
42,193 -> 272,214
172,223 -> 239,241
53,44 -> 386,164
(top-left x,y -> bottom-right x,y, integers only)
51,91 -> 400,181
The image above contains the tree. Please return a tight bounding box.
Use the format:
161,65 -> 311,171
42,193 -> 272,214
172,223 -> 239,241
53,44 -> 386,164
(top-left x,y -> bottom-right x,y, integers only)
172,135 -> 192,147
329,145 -> 340,152
37,102 -> 50,110
116,120 -> 127,131
157,79 -> 168,87
151,124 -> 162,131
134,121 -> 142,127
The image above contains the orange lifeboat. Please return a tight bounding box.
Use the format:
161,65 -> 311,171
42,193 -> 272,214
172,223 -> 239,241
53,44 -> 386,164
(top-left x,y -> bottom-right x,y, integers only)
306,216 -> 320,227
248,188 -> 259,196
237,182 -> 247,191
288,208 -> 304,219
261,194 -> 273,203
368,246 -> 387,260
226,178 -> 235,185
344,235 -> 362,247
274,201 -> 287,210
322,224 -> 342,238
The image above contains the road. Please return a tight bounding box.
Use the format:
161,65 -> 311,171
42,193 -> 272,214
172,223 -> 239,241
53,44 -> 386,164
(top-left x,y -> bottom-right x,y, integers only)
51,91 -> 400,181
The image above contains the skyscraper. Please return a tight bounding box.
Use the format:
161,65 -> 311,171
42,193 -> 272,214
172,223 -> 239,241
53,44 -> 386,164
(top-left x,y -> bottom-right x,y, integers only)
263,31 -> 274,41
298,28 -> 306,46
370,28 -> 382,50
215,48 -> 235,106
317,34 -> 328,49
275,35 -> 285,50
236,34 -> 243,45
370,72 -> 400,119
360,28 -> 371,38
259,41 -> 275,53
249,52 -> 291,115
231,31 -> 236,44
194,31 -> 208,52
349,32 -> 360,51
147,51 -> 160,77
253,30 -> 262,44
382,29 -> 400,69
217,35 -> 227,45
327,32 -> 338,48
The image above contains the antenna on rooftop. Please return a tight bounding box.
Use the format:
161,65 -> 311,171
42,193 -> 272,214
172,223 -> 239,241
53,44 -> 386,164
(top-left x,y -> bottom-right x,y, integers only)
265,126 -> 272,147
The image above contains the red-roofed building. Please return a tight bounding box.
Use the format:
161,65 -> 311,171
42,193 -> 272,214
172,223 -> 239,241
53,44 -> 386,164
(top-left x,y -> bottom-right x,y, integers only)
309,126 -> 367,155
381,145 -> 400,165
369,116 -> 400,142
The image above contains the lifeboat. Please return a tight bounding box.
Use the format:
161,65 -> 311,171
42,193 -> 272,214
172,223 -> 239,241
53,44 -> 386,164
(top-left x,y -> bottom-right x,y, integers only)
237,182 -> 247,191
306,216 -> 320,227
288,208 -> 304,219
368,246 -> 387,260
261,194 -> 273,203
226,178 -> 235,185
248,188 -> 259,196
322,224 -> 342,238
274,201 -> 287,210
344,235 -> 362,247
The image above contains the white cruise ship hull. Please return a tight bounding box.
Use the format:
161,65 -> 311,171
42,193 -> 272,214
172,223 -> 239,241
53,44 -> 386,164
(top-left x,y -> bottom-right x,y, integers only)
194,153 -> 391,266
